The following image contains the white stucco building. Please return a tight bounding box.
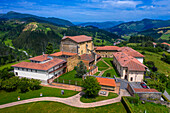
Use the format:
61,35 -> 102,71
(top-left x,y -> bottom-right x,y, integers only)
113,52 -> 146,82
12,54 -> 67,84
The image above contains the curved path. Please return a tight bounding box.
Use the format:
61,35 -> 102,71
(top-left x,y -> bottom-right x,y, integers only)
0,92 -> 123,109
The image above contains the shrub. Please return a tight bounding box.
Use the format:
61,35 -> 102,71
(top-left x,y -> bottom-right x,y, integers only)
106,73 -> 111,77
75,61 -> 87,78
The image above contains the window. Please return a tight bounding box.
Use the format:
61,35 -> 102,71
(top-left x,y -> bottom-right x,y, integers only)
31,69 -> 32,72
35,70 -> 37,73
18,68 -> 19,70
131,77 -> 133,81
81,50 -> 83,54
22,68 -> 24,71
15,72 -> 18,76
26,69 -> 28,71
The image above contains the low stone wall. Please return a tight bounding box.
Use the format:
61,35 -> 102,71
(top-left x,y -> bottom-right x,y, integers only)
137,93 -> 162,100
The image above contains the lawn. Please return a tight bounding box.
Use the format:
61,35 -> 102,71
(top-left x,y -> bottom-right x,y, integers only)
94,72 -> 100,76
131,102 -> 169,113
0,87 -> 78,105
102,58 -> 113,67
137,50 -> 170,75
0,59 -> 30,70
80,93 -> 118,103
0,101 -> 127,113
55,70 -> 82,82
102,69 -> 118,77
96,60 -> 109,71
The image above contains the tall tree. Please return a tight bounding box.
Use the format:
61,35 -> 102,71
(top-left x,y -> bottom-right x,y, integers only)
82,76 -> 101,98
75,61 -> 87,78
46,42 -> 53,54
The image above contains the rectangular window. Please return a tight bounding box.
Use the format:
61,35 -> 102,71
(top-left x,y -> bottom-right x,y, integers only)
22,68 -> 24,71
26,69 -> 28,71
131,77 -> 133,81
35,70 -> 37,73
18,68 -> 19,70
31,69 -> 32,72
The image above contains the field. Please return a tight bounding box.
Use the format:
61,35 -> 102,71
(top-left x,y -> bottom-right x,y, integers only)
80,93 -> 118,103
132,102 -> 169,113
102,58 -> 113,67
96,60 -> 109,71
94,72 -> 100,76
0,59 -> 30,70
137,50 -> 170,75
0,101 -> 127,113
127,43 -> 141,46
0,87 -> 78,105
160,33 -> 170,40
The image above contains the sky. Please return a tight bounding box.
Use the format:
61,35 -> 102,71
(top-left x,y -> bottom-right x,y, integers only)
0,0 -> 170,22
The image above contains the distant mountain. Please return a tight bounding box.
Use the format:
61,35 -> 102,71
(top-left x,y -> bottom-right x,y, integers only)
0,11 -> 74,26
138,26 -> 170,41
107,19 -> 170,35
78,21 -> 124,29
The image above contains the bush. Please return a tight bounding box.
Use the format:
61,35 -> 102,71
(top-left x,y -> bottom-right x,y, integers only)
127,94 -> 139,105
106,73 -> 111,77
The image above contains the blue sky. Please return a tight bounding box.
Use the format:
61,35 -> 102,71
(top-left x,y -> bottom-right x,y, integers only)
0,0 -> 170,22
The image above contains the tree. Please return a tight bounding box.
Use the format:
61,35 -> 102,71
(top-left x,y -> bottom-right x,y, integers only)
75,61 -> 87,78
46,42 -> 53,54
82,76 -> 101,98
8,55 -> 12,63
106,73 -> 111,77
0,58 -> 4,65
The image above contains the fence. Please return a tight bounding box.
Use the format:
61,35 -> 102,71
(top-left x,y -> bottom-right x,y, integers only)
54,78 -> 83,86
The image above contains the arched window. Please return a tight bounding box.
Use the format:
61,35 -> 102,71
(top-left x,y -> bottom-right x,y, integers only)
131,77 -> 133,81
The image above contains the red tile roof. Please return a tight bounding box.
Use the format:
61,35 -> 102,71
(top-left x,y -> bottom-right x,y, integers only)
95,46 -> 120,51
96,77 -> 116,87
161,42 -> 170,46
29,54 -> 50,62
153,42 -> 157,45
134,88 -> 159,93
50,51 -> 77,57
62,35 -> 92,43
80,53 -> 101,63
113,52 -> 146,71
12,58 -> 66,71
118,47 -> 144,58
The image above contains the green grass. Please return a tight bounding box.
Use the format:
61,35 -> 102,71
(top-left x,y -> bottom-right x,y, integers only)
56,70 -> 82,82
0,87 -> 78,105
102,69 -> 118,77
160,33 -> 170,40
127,43 -> 141,46
4,39 -> 13,47
94,72 -> 100,76
0,101 -> 127,113
102,58 -> 113,67
96,60 -> 109,71
166,88 -> 170,95
137,50 -> 170,75
80,93 -> 118,103
0,59 -> 30,70
132,102 -> 169,113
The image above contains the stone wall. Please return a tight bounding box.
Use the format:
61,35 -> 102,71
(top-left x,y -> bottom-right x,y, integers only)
66,55 -> 80,72
95,50 -> 117,58
60,38 -> 78,53
137,93 -> 162,100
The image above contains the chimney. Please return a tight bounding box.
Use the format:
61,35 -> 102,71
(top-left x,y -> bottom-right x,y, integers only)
42,52 -> 45,57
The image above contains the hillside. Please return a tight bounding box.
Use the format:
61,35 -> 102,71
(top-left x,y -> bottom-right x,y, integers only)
0,19 -> 120,56
0,11 -> 74,26
107,19 -> 170,35
138,27 -> 170,41
78,21 -> 124,29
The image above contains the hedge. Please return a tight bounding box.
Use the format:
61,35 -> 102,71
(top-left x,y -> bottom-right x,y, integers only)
121,96 -> 133,113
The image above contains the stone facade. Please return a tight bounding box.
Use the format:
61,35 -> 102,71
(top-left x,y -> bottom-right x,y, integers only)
66,55 -> 80,72
95,50 -> 118,58
60,38 -> 94,55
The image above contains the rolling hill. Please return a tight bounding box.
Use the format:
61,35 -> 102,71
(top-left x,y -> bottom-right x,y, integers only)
0,18 -> 120,56
78,21 -> 124,29
0,11 -> 74,26
107,19 -> 170,36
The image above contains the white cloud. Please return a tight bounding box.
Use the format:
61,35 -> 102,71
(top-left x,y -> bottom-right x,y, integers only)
102,0 -> 142,8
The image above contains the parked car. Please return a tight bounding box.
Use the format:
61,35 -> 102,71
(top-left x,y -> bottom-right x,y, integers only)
140,82 -> 147,88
